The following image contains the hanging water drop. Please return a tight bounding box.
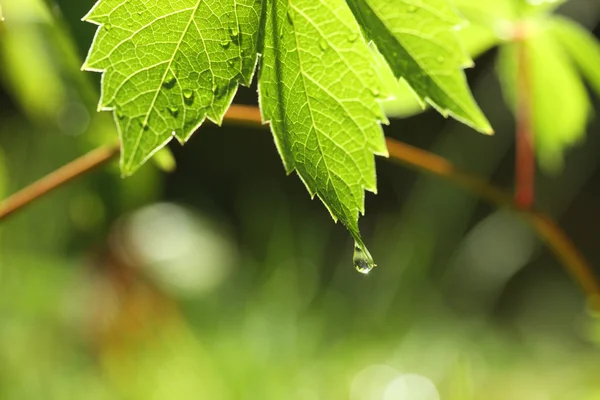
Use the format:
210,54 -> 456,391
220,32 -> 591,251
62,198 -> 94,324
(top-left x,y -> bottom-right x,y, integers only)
353,242 -> 375,274
183,89 -> 194,105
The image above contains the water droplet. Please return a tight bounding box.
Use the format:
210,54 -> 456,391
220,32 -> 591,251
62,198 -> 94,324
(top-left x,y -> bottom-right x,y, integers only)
116,110 -> 125,120
167,106 -> 179,118
436,56 -> 444,63
407,5 -> 417,12
287,8 -> 295,24
353,242 -> 375,274
137,118 -> 149,131
371,87 -> 380,97
220,39 -> 231,49
183,89 -> 194,105
319,39 -> 329,51
347,33 -> 358,43
227,59 -> 235,67
230,27 -> 239,41
163,70 -> 176,89
104,23 -> 112,31
212,83 -> 228,97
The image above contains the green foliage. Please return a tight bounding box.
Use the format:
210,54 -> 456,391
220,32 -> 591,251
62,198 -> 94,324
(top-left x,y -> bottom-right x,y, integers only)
346,0 -> 492,133
83,0 -> 489,264
398,0 -> 600,170
83,0 -> 263,175
550,16 -> 600,96
258,0 -> 388,261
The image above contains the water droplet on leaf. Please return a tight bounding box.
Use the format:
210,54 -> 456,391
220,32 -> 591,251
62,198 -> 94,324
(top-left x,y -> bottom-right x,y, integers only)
167,106 -> 179,118
436,56 -> 444,63
220,39 -> 231,49
371,87 -> 380,97
319,39 -> 329,51
183,89 -> 194,105
353,242 -> 375,274
104,23 -> 112,31
347,33 -> 358,43
163,70 -> 176,89
408,5 -> 417,12
287,8 -> 295,24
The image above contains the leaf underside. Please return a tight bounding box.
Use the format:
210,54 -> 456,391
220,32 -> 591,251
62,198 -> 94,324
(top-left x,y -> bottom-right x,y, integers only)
258,0 -> 388,254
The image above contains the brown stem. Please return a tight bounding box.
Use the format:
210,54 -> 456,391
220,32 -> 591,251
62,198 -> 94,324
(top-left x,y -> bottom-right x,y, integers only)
0,105 -> 597,306
384,138 -> 600,305
0,143 -> 120,221
515,25 -> 535,209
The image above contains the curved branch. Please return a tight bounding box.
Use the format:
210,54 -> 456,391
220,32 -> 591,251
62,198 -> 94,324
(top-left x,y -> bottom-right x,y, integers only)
0,105 -> 597,306
0,143 -> 120,220
384,138 -> 600,304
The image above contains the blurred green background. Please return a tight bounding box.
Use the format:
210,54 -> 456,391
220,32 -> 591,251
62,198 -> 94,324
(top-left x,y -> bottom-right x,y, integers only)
1,0 -> 600,399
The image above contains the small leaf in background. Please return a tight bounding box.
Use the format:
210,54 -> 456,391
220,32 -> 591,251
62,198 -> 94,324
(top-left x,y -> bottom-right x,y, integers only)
451,0 -> 516,26
83,0 -> 262,176
456,22 -> 499,59
550,16 -> 600,96
346,0 -> 493,134
259,0 -> 388,263
0,0 -> 67,123
151,147 -> 176,173
496,24 -> 591,170
515,0 -> 566,18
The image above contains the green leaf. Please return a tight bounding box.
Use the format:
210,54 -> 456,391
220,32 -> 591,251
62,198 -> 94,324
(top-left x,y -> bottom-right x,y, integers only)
383,21 -> 500,119
550,16 -> 600,97
83,0 -> 262,175
346,0 -> 493,134
496,27 -> 590,170
456,22 -> 499,59
258,0 -> 388,265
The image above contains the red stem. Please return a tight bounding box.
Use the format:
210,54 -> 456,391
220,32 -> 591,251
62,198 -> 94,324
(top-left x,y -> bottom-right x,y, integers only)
515,26 -> 535,209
